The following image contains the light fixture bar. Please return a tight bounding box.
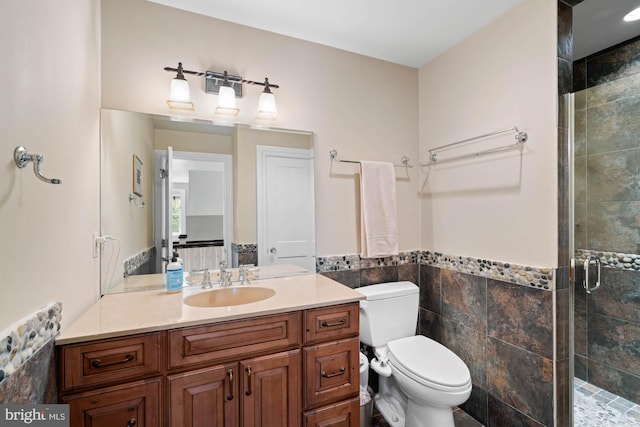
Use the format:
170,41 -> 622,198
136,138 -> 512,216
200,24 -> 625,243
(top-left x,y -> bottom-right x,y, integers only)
163,65 -> 205,77
204,71 -> 280,88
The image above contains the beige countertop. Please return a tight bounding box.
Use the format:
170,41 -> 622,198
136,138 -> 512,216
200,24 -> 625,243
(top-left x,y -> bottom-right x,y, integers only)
57,273 -> 365,345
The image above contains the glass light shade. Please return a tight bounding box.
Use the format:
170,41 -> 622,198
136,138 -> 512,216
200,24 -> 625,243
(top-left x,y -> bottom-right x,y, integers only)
170,78 -> 190,102
215,85 -> 239,116
624,7 -> 640,21
167,78 -> 194,110
256,92 -> 278,120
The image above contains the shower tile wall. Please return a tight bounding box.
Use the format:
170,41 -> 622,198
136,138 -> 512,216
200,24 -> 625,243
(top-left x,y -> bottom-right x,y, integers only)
573,36 -> 640,406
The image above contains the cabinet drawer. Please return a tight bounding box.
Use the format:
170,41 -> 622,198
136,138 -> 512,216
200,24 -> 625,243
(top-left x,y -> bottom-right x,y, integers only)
303,397 -> 360,427
168,312 -> 301,369
63,378 -> 161,427
60,333 -> 161,391
304,304 -> 358,345
303,337 -> 359,410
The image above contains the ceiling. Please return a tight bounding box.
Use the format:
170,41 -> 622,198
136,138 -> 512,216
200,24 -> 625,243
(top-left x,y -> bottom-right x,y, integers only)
148,0 -> 524,68
148,0 -> 640,67
574,0 -> 640,60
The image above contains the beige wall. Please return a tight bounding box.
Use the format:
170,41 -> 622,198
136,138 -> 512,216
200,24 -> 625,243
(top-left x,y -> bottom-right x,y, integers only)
418,0 -> 558,267
154,129 -> 233,154
0,0 -> 101,330
101,0 -> 420,258
100,109 -> 155,292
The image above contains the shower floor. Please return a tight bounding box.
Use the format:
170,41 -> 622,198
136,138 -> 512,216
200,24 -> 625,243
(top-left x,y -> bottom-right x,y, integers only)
574,378 -> 640,426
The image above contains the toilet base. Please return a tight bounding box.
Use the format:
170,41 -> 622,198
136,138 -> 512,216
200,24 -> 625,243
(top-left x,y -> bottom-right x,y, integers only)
406,400 -> 455,427
374,394 -> 405,427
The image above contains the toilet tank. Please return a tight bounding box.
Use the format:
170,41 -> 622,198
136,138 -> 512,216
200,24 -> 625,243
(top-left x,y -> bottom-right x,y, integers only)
358,281 -> 419,348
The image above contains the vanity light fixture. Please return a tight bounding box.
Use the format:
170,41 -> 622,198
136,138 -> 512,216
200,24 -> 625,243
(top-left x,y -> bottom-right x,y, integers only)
167,62 -> 195,110
624,6 -> 640,22
163,62 -> 280,120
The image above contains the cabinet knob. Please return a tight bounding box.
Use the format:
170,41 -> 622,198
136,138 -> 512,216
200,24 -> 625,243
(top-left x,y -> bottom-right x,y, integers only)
127,419 -> 137,427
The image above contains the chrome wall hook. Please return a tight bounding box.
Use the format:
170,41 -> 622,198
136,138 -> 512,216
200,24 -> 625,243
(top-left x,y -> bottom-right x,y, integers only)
14,146 -> 61,184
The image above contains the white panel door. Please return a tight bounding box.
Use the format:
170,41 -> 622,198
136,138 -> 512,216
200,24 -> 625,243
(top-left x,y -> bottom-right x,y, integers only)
258,147 -> 315,271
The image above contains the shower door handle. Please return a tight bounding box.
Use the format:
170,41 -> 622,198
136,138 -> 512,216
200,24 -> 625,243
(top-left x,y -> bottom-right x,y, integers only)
583,255 -> 601,294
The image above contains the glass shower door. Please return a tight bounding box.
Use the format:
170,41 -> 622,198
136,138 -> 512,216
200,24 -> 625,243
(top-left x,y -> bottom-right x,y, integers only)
571,71 -> 640,424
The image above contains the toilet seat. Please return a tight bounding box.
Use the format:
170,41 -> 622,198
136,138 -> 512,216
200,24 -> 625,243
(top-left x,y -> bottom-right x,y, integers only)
387,336 -> 471,392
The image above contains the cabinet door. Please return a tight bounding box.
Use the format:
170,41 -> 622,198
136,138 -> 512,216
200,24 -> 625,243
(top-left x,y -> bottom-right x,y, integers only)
168,363 -> 238,427
240,349 -> 300,427
63,378 -> 161,427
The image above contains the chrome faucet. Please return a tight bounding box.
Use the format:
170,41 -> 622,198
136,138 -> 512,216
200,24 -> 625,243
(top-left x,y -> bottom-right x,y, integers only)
220,269 -> 232,287
238,265 -> 250,285
200,268 -> 212,289
219,261 -> 232,287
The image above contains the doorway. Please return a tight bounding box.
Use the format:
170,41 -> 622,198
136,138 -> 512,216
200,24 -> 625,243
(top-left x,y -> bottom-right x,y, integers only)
569,68 -> 640,426
155,149 -> 233,272
256,145 -> 315,272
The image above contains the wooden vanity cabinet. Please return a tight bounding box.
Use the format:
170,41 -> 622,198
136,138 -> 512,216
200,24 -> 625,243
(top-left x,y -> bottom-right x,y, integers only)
58,303 -> 360,426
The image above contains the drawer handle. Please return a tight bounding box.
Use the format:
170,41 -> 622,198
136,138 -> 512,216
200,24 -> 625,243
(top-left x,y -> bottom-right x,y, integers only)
245,366 -> 252,396
127,419 -> 137,427
227,369 -> 234,401
321,367 -> 345,378
90,353 -> 135,369
320,319 -> 346,328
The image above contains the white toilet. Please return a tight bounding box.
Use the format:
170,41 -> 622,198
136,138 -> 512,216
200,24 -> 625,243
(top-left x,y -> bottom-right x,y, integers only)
359,281 -> 472,427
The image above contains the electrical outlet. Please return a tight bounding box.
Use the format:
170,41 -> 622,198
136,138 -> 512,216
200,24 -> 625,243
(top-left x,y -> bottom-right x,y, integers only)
92,232 -> 100,258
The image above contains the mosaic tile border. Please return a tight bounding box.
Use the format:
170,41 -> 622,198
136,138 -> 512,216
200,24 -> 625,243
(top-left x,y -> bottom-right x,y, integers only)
316,250 -> 554,290
575,249 -> 640,271
123,247 -> 156,278
316,251 -> 418,273
420,251 -> 554,290
0,302 -> 62,385
231,243 -> 257,254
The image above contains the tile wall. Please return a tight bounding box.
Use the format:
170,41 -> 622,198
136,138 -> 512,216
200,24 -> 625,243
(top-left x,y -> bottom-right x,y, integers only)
0,303 -> 62,403
320,251 -> 558,426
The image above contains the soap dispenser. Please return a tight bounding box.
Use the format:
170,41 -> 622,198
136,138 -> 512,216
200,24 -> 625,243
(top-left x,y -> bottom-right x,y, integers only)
166,255 -> 183,293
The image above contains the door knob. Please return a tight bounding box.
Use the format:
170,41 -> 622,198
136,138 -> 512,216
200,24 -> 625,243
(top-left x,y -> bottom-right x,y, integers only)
270,247 -> 277,254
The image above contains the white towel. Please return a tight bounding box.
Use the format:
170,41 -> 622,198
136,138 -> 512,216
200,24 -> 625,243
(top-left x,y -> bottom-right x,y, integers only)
360,161 -> 399,258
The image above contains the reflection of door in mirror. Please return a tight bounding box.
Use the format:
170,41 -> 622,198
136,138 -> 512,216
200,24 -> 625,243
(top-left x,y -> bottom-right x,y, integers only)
154,149 -> 233,274
257,146 -> 315,272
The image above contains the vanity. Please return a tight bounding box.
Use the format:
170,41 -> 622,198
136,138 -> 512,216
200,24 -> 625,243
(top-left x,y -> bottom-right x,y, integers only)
56,274 -> 364,426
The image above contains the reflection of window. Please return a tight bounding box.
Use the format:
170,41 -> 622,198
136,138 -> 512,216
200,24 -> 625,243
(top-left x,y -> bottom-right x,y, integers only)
172,188 -> 186,237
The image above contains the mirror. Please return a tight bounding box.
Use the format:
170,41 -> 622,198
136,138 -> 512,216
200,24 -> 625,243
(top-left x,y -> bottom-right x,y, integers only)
100,109 -> 315,295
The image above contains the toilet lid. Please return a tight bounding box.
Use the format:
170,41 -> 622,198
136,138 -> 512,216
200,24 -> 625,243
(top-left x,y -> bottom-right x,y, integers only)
387,336 -> 471,389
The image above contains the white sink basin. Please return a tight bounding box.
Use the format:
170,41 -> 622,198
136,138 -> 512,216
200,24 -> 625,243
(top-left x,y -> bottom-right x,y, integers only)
183,287 -> 275,308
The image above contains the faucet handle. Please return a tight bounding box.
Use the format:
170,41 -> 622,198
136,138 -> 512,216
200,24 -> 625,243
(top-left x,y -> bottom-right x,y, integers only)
201,268 -> 213,289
